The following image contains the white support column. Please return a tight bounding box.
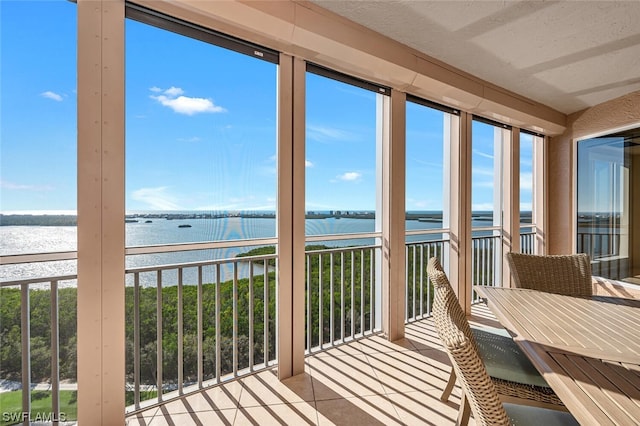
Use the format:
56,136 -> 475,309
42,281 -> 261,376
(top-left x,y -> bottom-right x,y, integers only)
534,135 -> 548,254
380,90 -> 406,340
77,0 -> 125,424
291,57 -> 307,376
449,112 -> 472,314
502,128 -> 520,287
277,54 -> 306,379
277,54 -> 294,379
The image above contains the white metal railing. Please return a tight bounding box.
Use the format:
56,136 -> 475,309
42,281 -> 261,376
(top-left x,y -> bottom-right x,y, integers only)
471,230 -> 502,304
0,274 -> 76,425
577,230 -> 620,259
125,253 -> 277,411
304,240 -> 382,353
405,237 -> 447,322
520,229 -> 536,254
0,229 -> 533,419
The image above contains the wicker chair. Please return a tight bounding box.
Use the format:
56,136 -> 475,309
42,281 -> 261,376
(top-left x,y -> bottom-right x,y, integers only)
433,282 -> 578,425
506,253 -> 593,297
426,258 -> 565,424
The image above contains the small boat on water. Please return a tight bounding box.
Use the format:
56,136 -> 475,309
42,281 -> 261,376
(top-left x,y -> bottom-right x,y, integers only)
178,224 -> 192,228
145,220 -> 152,223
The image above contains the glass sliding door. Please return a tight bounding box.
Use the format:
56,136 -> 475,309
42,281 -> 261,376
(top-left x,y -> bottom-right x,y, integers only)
520,132 -> 535,253
577,127 -> 640,283
471,118 -> 510,288
404,97 -> 454,320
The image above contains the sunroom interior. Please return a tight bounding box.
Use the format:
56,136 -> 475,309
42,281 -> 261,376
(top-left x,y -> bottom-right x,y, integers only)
2,0 -> 640,424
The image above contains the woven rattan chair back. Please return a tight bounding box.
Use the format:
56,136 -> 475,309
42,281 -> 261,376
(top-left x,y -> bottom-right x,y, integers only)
506,253 -> 592,297
427,257 -> 479,353
430,260 -> 511,425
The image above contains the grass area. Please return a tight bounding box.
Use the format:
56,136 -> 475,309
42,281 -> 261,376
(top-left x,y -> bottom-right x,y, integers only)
125,390 -> 158,406
0,389 -> 160,425
0,390 -> 77,425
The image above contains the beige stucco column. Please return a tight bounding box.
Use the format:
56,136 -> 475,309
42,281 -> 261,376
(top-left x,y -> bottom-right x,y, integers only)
77,0 -> 125,423
448,112 -> 472,314
381,90 -> 407,340
502,128 -> 520,286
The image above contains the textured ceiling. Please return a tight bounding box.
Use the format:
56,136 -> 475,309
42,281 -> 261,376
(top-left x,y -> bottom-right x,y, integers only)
310,0 -> 640,115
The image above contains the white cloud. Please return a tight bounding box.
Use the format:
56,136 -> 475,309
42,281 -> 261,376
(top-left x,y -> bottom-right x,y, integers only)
520,172 -> 533,190
177,136 -> 201,143
520,202 -> 532,211
472,149 -> 494,160
472,167 -> 495,177
337,172 -> 362,181
41,91 -> 63,102
307,124 -> 357,143
305,201 -> 333,210
1,180 -> 54,191
472,202 -> 495,211
163,86 -> 184,97
474,180 -> 496,188
150,87 -> 226,115
196,196 -> 276,211
153,95 -> 225,115
131,186 -> 181,210
305,160 -> 314,168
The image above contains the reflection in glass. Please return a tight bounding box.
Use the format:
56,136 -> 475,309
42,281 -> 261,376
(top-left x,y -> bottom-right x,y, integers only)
577,128 -> 640,283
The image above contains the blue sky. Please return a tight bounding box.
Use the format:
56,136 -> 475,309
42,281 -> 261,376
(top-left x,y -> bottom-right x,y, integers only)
1,0 -> 532,214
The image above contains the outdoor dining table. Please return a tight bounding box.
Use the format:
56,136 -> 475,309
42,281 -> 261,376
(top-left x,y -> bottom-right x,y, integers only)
474,285 -> 640,426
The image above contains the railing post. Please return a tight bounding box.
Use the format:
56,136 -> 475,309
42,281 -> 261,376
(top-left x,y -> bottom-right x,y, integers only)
21,283 -> 30,426
50,280 -> 60,423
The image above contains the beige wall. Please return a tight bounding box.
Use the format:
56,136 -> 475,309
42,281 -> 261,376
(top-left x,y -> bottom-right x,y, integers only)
548,90 -> 640,254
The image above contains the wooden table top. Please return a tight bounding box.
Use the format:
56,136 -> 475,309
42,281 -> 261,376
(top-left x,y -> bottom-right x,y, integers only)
474,286 -> 640,426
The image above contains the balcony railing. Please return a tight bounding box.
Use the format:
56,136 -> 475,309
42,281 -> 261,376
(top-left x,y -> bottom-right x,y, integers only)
577,230 -> 620,259
520,229 -> 536,254
305,243 -> 381,353
1,231 -> 510,421
125,253 -> 278,411
0,274 -> 77,425
405,237 -> 446,322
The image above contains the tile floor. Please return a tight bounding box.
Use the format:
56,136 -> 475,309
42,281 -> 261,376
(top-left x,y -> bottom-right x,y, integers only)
126,305 -> 502,425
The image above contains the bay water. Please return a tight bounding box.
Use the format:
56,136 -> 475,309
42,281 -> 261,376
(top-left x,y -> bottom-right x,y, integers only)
0,215 -> 450,286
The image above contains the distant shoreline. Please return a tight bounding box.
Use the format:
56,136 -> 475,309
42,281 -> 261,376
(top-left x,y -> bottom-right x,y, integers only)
0,210 -> 543,227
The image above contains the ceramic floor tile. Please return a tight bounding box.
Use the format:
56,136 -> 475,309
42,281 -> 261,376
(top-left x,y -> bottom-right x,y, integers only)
125,409 -> 157,426
310,341 -> 365,358
159,380 -> 243,413
124,308 -> 493,426
366,348 -> 451,395
315,395 -> 403,426
388,389 -> 471,426
238,368 -> 314,407
148,408 -> 237,426
308,353 -> 386,401
234,402 -> 318,425
357,334 -> 416,354
404,321 -> 447,351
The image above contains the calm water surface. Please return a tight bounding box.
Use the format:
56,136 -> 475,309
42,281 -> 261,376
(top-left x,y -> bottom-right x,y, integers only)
0,216 -> 446,284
